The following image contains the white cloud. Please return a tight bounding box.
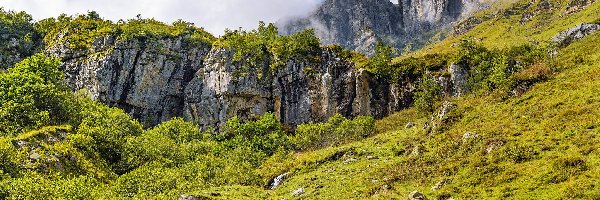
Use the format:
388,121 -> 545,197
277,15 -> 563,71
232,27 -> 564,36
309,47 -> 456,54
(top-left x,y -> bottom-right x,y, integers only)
0,0 -> 324,35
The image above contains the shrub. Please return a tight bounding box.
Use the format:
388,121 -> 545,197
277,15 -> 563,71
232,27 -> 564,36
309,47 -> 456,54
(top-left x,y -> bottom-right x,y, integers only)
291,114 -> 375,150
220,113 -> 288,156
513,62 -> 552,83
113,163 -> 182,198
0,8 -> 41,67
75,98 -> 143,173
414,74 -> 443,114
366,42 -> 395,76
0,54 -> 74,136
453,41 -> 547,96
502,144 -> 537,163
214,22 -> 321,73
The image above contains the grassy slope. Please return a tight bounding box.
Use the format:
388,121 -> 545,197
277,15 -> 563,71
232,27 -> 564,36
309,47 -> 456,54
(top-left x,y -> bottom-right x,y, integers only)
191,0 -> 600,199
402,0 -> 600,58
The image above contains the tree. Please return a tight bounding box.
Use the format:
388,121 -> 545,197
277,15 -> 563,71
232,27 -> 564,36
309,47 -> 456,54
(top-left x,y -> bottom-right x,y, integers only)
0,54 -> 73,136
367,41 -> 396,76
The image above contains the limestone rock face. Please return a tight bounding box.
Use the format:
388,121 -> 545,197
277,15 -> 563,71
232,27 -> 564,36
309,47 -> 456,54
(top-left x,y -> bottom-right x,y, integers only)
277,0 -> 482,55
47,35 -> 212,126
48,33 -> 464,129
183,48 -> 273,128
183,47 -> 414,128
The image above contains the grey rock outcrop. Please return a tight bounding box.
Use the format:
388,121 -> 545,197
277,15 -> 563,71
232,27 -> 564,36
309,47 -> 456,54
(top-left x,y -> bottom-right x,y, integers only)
47,34 -> 212,126
449,63 -> 469,97
551,23 -> 600,48
425,101 -> 458,134
48,33 -> 420,128
292,188 -> 305,196
183,47 -> 415,128
565,0 -> 596,14
278,0 -> 483,55
48,31 -> 469,129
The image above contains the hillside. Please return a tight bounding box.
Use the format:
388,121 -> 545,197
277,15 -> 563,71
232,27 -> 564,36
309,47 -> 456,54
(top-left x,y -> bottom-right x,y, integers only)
0,0 -> 599,199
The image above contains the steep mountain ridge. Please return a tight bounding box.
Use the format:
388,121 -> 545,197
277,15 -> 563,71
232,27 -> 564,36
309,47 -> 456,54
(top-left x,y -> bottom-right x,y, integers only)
277,0 -> 484,55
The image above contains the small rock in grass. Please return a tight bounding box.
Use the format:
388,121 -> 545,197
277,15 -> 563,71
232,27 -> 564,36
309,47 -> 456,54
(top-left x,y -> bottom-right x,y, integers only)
405,122 -> 414,129
343,158 -> 358,164
431,179 -> 448,191
463,131 -> 478,139
292,188 -> 305,196
29,153 -> 41,160
16,140 -> 27,147
382,184 -> 391,190
270,172 -> 289,190
408,190 -> 428,200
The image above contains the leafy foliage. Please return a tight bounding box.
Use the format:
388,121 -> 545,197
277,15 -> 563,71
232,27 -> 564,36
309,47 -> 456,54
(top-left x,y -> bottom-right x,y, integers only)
0,54 -> 73,136
41,12 -> 215,50
0,8 -> 41,68
214,22 -> 321,74
0,52 -> 376,199
291,114 -> 376,150
414,74 -> 443,113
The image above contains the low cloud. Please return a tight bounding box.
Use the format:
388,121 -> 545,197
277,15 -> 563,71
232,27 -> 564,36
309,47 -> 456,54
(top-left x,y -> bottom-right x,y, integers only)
1,0 -> 324,35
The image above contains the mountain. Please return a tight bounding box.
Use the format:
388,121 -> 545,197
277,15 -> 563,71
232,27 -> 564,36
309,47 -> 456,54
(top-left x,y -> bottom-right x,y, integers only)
277,0 -> 483,55
1,0 -> 600,198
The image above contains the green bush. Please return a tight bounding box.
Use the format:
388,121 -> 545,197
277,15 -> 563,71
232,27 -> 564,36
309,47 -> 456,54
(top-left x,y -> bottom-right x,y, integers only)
220,113 -> 288,156
0,8 -> 41,67
454,40 -> 548,95
42,12 -> 215,50
214,22 -> 321,73
75,98 -> 143,173
0,172 -> 100,199
113,163 -> 182,198
365,42 -> 395,76
502,144 -> 538,163
414,74 -> 443,114
0,54 -> 74,136
291,114 -> 375,150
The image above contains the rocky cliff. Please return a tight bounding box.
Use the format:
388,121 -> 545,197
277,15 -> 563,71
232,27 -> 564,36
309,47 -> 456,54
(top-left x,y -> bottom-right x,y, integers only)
277,0 -> 483,55
44,29 -> 472,129
46,34 -> 212,126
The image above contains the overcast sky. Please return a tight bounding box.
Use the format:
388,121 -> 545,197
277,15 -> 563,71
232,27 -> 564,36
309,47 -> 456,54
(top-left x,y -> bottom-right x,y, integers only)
1,0 -> 399,36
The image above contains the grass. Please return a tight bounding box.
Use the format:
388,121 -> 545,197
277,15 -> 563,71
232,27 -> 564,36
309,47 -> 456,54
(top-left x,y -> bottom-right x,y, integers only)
204,31 -> 600,199
3,0 -> 600,198
185,1 -> 600,198
398,0 -> 600,60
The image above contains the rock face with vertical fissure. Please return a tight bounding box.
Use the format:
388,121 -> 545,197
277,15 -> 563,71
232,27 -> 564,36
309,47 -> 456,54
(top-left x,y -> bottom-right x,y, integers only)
47,32 -> 445,129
